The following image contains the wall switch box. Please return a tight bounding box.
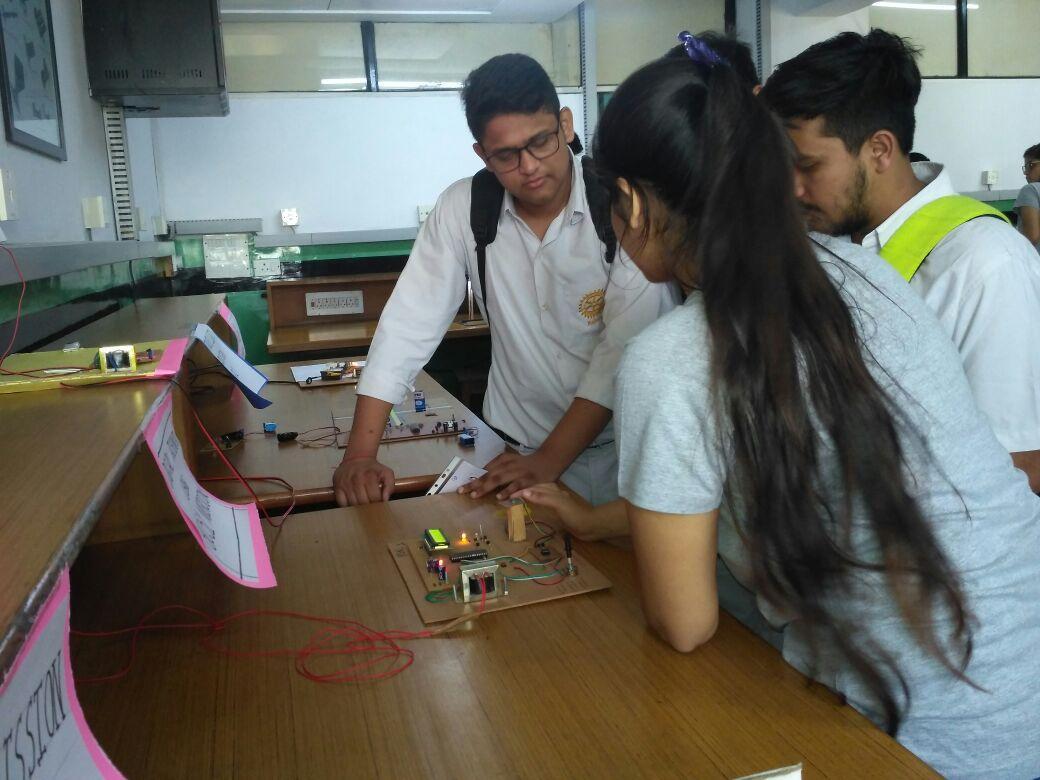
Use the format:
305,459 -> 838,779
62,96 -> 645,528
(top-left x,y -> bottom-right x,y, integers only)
0,169 -> 17,221
417,204 -> 434,224
983,170 -> 999,186
253,257 -> 282,277
280,207 -> 299,227
82,196 -> 107,229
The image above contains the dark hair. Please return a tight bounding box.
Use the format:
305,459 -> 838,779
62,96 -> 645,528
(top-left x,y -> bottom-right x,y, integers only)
1025,142 -> 1040,161
760,29 -> 922,155
461,53 -> 561,143
665,31 -> 759,89
595,54 -> 972,734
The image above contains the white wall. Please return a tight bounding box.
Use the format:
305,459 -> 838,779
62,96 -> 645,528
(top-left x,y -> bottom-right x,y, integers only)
917,79 -> 1040,193
767,0 -> 868,74
125,119 -> 163,240
143,91 -> 584,235
0,0 -> 115,243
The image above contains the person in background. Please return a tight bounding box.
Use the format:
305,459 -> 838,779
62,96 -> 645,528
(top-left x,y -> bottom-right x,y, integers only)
760,30 -> 1040,492
526,36 -> 1040,778
332,53 -> 677,507
1014,142 -> 1040,252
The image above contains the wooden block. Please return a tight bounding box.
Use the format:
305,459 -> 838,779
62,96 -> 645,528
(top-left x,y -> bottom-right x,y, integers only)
506,500 -> 526,542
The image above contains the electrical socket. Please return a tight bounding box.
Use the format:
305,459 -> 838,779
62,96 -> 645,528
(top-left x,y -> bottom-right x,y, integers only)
280,207 -> 299,227
253,258 -> 282,277
82,196 -> 106,229
983,170 -> 999,186
417,204 -> 435,224
0,168 -> 17,221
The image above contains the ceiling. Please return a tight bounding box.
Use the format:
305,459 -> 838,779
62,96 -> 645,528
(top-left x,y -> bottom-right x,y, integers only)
219,0 -> 583,23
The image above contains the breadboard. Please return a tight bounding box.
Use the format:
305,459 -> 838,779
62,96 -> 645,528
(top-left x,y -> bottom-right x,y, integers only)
334,404 -> 473,447
389,502 -> 611,624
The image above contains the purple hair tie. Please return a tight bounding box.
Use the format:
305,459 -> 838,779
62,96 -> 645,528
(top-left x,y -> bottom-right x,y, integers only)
678,31 -> 726,68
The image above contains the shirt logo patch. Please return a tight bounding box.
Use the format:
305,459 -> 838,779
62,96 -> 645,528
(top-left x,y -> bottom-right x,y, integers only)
578,288 -> 605,324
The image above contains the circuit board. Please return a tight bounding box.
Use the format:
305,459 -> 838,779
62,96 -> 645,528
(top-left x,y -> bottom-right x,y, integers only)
389,502 -> 611,624
334,404 -> 473,446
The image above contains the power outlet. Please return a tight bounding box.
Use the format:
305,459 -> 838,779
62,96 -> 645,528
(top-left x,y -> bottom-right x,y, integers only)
0,168 -> 17,221
417,204 -> 435,224
280,207 -> 299,227
983,170 -> 999,186
253,258 -> 282,277
82,196 -> 107,229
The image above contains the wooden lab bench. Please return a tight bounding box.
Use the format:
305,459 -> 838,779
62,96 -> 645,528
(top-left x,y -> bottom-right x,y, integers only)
70,494 -> 938,779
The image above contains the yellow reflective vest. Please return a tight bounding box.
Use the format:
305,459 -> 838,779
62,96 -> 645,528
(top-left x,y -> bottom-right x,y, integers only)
878,194 -> 1010,282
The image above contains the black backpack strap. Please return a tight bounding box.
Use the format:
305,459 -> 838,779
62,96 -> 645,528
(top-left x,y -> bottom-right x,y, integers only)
470,168 -> 505,318
580,156 -> 617,264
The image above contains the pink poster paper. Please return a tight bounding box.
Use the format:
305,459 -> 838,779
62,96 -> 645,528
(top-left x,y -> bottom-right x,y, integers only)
152,337 -> 188,377
0,570 -> 123,779
217,301 -> 246,358
143,395 -> 276,588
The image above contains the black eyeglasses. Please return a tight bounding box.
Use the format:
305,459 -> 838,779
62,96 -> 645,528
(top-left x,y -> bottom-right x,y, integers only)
482,122 -> 562,173
1024,160 -> 1040,174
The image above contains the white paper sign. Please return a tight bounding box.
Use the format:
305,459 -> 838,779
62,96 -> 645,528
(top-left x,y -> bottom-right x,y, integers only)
0,570 -> 123,779
426,456 -> 488,495
305,291 -> 364,317
192,323 -> 267,396
143,396 -> 277,588
217,301 -> 246,358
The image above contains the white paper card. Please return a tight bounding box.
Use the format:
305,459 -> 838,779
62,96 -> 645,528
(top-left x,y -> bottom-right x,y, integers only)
193,323 -> 267,395
0,570 -> 123,779
426,456 -> 488,495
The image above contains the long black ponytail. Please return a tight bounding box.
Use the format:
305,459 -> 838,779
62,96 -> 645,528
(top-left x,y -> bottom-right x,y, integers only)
594,52 -> 973,734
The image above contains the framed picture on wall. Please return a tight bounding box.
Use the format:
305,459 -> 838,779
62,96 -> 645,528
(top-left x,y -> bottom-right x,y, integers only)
0,0 -> 65,160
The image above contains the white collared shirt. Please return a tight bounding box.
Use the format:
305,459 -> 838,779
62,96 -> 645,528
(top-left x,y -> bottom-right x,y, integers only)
859,162 -> 1040,452
358,153 -> 679,449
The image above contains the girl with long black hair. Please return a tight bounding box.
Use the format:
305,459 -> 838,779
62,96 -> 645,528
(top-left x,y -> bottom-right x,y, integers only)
521,38 -> 1040,778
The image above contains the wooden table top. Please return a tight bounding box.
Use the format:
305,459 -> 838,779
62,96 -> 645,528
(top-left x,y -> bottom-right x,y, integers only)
42,293 -> 227,349
70,495 -> 937,779
193,362 -> 504,507
0,379 -> 171,678
267,316 -> 489,354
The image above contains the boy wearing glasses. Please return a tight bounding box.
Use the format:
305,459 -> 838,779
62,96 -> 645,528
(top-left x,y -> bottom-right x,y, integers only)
1014,143 -> 1040,251
333,53 -> 677,507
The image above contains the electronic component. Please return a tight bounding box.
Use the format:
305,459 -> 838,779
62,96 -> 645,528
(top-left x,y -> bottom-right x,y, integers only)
458,432 -> 475,448
220,429 -> 245,445
450,549 -> 489,563
262,421 -> 277,433
423,528 -> 449,553
565,533 -> 577,576
413,390 -> 426,413
98,345 -> 137,373
458,560 -> 504,603
506,499 -> 527,542
276,431 -> 298,442
320,362 -> 346,381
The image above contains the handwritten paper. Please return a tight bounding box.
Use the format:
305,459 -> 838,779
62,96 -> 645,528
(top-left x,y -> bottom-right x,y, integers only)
192,323 -> 271,409
0,570 -> 123,779
426,456 -> 488,495
216,301 -> 246,358
144,395 -> 276,588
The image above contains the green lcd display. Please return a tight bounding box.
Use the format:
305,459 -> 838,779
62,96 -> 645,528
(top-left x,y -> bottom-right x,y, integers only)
423,528 -> 449,552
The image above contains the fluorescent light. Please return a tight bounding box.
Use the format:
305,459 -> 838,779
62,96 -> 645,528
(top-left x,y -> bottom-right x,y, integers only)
872,2 -> 978,9
320,77 -> 464,89
224,8 -> 493,16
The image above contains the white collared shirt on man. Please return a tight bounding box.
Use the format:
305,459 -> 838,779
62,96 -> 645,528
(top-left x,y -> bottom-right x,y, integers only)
358,153 -> 679,454
859,161 -> 1040,453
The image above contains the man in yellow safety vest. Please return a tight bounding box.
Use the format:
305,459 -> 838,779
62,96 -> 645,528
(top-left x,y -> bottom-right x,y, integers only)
762,29 -> 1040,492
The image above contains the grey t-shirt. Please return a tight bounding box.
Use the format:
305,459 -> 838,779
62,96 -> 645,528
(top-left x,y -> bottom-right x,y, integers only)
615,233 -> 1040,779
1014,182 -> 1040,251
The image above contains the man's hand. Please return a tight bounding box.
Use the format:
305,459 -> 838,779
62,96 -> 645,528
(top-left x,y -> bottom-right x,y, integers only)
458,451 -> 564,500
333,456 -> 395,506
